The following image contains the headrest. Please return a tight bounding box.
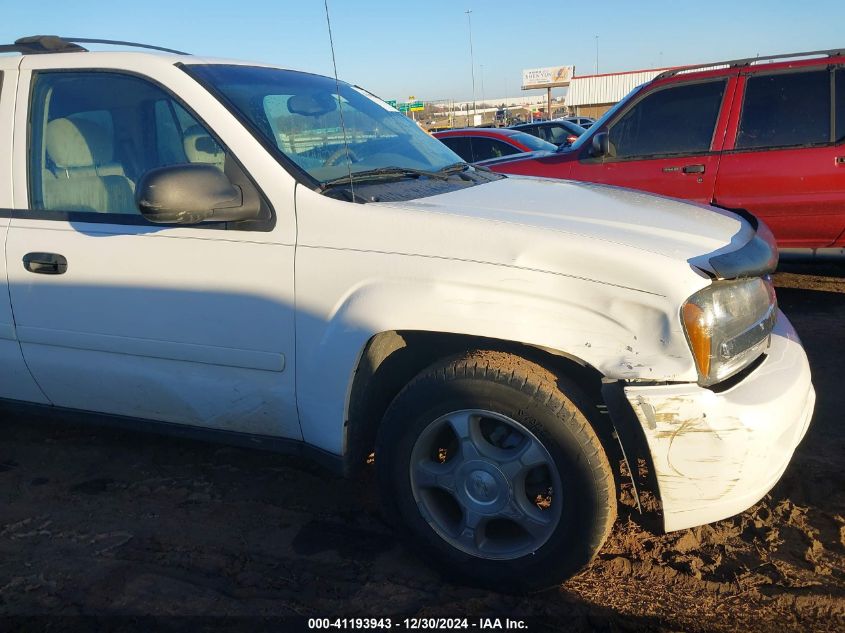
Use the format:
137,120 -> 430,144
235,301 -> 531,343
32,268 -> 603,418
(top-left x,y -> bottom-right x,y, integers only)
287,92 -> 337,117
46,117 -> 113,169
183,126 -> 224,164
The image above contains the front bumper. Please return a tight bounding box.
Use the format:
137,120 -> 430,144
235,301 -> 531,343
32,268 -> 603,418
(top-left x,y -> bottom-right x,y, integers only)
625,310 -> 814,532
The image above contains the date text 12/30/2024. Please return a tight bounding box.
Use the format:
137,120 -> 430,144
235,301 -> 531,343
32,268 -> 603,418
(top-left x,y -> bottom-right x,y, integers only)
308,618 -> 528,630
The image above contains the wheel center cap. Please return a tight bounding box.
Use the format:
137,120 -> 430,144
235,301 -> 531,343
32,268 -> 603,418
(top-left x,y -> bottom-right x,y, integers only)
455,460 -> 510,513
465,469 -> 498,503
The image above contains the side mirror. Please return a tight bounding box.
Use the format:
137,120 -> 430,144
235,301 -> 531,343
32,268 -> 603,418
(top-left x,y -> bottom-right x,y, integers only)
136,164 -> 260,225
590,132 -> 609,158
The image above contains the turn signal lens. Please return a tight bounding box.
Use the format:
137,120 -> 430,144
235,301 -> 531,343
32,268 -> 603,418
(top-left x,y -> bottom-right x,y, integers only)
682,302 -> 711,378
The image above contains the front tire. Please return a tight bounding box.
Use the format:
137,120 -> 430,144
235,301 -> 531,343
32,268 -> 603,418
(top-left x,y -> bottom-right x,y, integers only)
376,351 -> 616,591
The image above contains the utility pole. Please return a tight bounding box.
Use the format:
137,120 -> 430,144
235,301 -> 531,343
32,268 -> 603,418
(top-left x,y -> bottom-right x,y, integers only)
595,35 -> 599,74
466,9 -> 477,125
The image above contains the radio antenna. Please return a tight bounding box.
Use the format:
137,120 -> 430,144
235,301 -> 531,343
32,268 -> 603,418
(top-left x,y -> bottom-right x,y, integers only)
324,0 -> 355,200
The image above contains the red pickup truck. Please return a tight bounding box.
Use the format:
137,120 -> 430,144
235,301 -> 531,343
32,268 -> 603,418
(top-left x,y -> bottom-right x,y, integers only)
491,49 -> 845,257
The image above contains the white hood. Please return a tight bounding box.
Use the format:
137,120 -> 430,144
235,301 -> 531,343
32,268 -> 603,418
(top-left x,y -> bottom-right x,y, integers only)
390,176 -> 751,266
299,175 -> 755,300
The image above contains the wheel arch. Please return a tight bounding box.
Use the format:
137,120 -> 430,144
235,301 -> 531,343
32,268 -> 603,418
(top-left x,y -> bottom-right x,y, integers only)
342,330 -> 663,519
344,331 -> 602,470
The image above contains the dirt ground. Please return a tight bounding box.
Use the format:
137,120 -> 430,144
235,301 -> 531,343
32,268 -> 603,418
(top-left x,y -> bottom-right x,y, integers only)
1,265 -> 844,632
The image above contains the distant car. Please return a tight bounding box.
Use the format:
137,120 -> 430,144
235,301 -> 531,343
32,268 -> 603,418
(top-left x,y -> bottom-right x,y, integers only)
510,120 -> 586,147
432,128 -> 557,166
562,116 -> 596,129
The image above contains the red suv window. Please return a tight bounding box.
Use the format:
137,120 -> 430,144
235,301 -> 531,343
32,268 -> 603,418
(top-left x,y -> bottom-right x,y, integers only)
736,70 -> 831,149
607,80 -> 726,159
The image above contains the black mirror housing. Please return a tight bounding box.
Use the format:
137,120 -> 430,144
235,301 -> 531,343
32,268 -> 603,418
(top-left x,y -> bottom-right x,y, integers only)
591,132 -> 609,158
136,164 -> 260,225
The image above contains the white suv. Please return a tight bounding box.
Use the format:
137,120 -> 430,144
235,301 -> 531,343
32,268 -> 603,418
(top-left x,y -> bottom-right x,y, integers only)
0,36 -> 815,590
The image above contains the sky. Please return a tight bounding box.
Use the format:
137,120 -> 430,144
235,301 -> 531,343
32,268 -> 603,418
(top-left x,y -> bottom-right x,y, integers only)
2,1 -> 843,104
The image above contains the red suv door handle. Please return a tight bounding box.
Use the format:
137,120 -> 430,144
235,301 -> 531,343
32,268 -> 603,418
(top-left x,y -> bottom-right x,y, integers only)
682,164 -> 705,174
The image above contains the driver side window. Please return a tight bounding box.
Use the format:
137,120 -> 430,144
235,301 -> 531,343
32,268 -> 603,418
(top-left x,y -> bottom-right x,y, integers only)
28,71 -> 228,215
607,80 -> 726,159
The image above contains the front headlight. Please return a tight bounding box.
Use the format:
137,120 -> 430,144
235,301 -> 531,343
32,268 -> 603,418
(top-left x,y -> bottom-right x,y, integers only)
681,277 -> 777,386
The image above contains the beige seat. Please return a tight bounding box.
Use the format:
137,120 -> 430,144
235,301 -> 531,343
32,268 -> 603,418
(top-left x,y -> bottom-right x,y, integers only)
182,126 -> 226,171
43,116 -> 136,213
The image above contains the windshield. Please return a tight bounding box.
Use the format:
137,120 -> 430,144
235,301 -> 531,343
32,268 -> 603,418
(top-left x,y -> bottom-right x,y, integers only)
569,85 -> 645,151
185,64 -> 464,184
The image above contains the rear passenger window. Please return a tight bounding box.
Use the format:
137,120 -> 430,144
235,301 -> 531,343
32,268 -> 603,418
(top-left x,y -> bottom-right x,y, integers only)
737,70 -> 830,149
438,136 -> 473,162
607,80 -> 726,158
836,69 -> 845,143
539,128 -> 556,143
28,72 -> 228,215
466,138 -> 520,161
546,126 -> 572,145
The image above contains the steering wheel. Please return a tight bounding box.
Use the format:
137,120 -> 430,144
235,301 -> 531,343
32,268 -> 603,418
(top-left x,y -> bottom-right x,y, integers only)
323,147 -> 361,167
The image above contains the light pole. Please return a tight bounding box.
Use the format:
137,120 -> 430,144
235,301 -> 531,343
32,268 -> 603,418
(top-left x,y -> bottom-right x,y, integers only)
595,35 -> 599,74
466,9 -> 477,124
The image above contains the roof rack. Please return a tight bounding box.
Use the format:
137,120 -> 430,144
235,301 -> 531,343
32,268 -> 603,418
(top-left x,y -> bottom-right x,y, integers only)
0,35 -> 188,56
653,48 -> 845,81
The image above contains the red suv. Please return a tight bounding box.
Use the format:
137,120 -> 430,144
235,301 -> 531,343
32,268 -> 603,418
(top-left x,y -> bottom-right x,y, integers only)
491,49 -> 845,255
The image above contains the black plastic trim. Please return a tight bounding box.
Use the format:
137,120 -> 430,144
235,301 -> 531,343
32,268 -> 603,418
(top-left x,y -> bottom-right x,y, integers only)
0,35 -> 189,56
0,207 -> 227,227
60,37 -> 188,55
708,216 -> 779,279
0,35 -> 86,55
600,380 -> 663,518
709,352 -> 767,393
779,247 -> 845,261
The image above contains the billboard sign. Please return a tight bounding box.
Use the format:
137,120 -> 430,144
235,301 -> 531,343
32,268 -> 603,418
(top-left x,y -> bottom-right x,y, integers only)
521,65 -> 574,90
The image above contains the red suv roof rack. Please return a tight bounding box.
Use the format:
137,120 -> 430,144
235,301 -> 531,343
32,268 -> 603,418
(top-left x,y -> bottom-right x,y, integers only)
654,48 -> 845,81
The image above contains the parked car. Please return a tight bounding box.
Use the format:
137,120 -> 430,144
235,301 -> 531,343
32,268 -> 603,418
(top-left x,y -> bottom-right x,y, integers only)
490,49 -> 845,256
562,116 -> 596,129
510,120 -> 586,147
432,128 -> 557,166
0,35 -> 814,591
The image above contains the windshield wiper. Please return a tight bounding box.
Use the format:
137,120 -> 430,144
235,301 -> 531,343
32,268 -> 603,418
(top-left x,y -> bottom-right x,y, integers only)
436,162 -> 471,174
321,166 -> 452,188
